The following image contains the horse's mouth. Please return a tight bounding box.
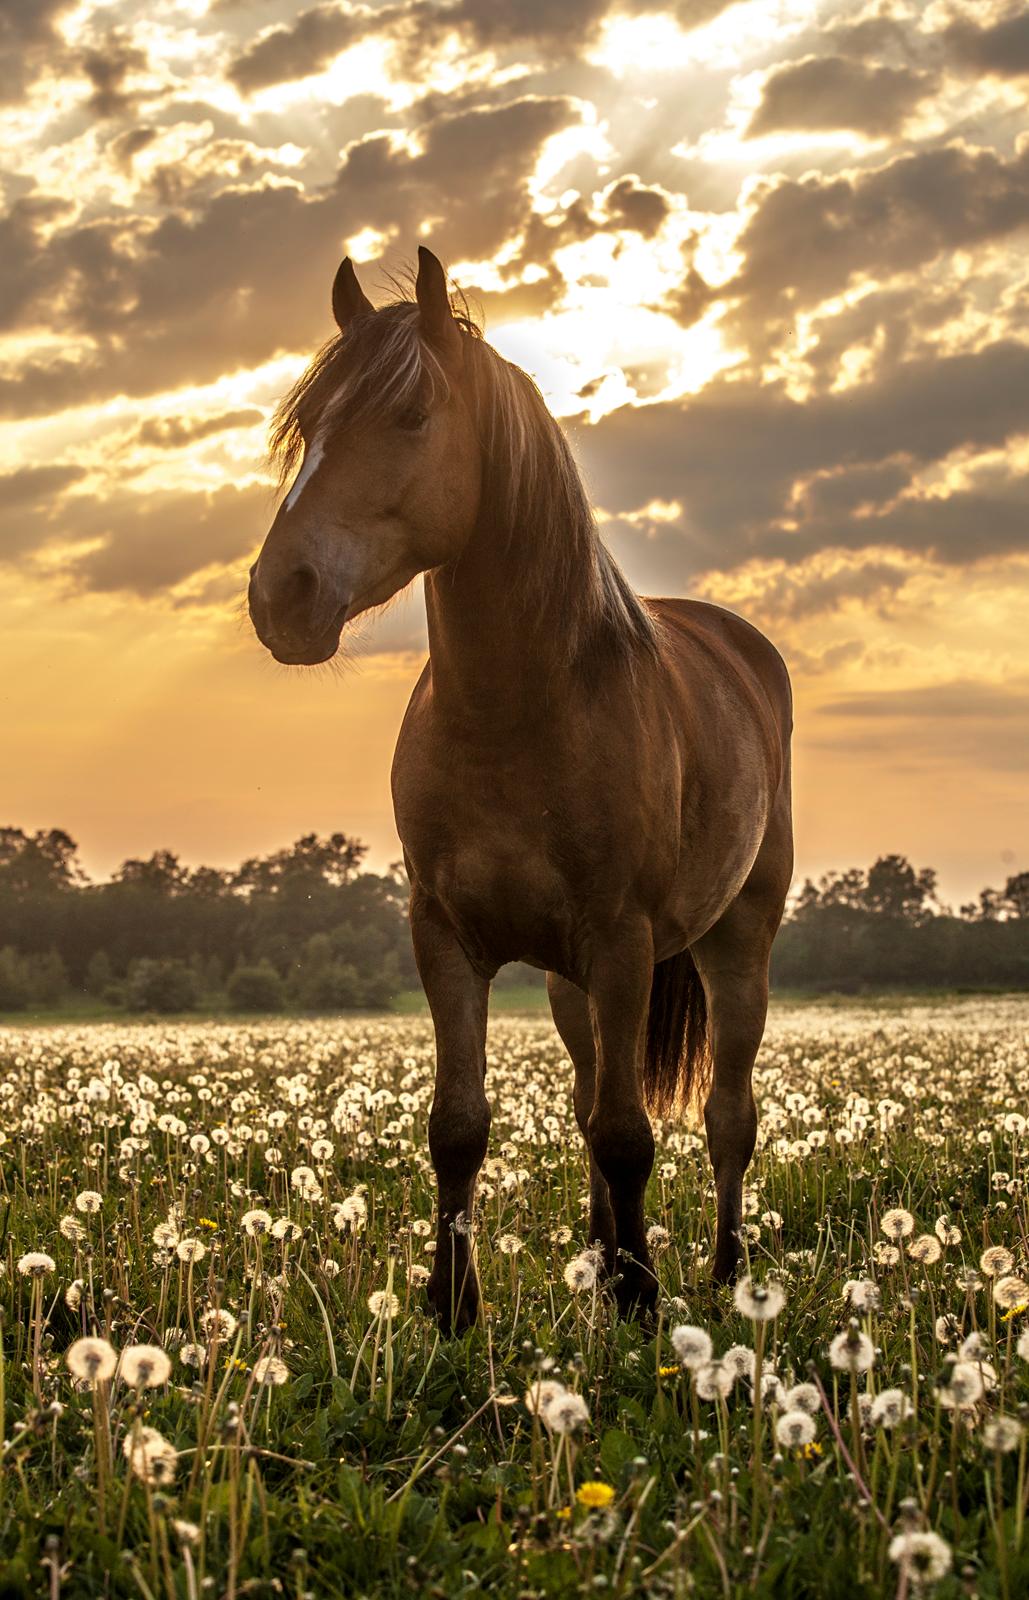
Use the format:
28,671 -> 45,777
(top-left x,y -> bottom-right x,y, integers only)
263,605 -> 348,666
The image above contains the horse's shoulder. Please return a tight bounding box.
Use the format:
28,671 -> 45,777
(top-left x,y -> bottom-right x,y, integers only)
652,598 -> 790,678
646,597 -> 793,720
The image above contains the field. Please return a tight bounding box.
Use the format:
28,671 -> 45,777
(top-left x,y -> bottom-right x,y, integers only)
0,998 -> 1028,1598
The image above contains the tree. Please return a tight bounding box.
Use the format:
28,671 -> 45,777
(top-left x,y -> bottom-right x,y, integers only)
126,959 -> 198,1013
1003,872 -> 1029,920
0,947 -> 30,1011
227,961 -> 285,1012
862,855 -> 940,924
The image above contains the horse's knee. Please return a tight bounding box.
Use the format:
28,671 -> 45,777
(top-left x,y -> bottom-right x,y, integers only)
704,1089 -> 757,1179
588,1104 -> 655,1191
428,1095 -> 490,1183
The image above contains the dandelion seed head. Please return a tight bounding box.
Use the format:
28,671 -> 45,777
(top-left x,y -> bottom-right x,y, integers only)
670,1325 -> 713,1370
870,1389 -> 912,1428
17,1252 -> 55,1277
887,1530 -> 951,1587
775,1410 -> 816,1449
733,1276 -> 784,1322
120,1344 -> 172,1389
563,1255 -> 597,1293
66,1337 -> 117,1383
979,1246 -> 1014,1277
983,1415 -> 1022,1453
881,1208 -> 915,1240
828,1326 -> 875,1374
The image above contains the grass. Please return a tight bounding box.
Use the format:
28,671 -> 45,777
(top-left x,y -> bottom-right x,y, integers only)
0,997 -> 1027,1597
12,984 -> 552,1026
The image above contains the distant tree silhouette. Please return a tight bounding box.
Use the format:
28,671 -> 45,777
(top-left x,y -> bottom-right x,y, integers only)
0,831 -> 1024,1008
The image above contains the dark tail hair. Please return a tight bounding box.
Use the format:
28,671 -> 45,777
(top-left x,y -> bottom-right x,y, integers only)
643,949 -> 712,1117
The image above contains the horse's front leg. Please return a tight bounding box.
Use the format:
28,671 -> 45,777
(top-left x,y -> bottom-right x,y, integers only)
587,925 -> 658,1318
410,889 -> 491,1333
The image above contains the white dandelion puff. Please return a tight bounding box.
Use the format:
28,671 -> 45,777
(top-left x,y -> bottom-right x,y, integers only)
66,1337 -> 117,1384
775,1410 -> 816,1449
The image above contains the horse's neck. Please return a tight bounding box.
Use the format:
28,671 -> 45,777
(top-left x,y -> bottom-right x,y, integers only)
423,515 -> 600,727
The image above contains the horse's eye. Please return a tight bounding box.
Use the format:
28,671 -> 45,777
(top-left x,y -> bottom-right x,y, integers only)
396,406 -> 428,432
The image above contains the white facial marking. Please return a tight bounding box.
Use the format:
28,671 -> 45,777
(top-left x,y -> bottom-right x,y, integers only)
284,437 -> 325,512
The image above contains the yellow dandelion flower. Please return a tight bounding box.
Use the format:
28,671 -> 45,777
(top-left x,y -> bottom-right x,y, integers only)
555,1506 -> 572,1520
659,1364 -> 680,1377
1001,1302 -> 1029,1322
576,1482 -> 616,1510
198,1218 -> 218,1230
801,1441 -> 823,1460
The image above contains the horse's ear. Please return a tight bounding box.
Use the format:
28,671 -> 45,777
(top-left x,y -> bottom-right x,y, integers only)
415,245 -> 462,362
332,258 -> 374,331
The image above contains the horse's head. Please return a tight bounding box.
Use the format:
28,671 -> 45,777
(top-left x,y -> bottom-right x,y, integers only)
249,247 -> 482,665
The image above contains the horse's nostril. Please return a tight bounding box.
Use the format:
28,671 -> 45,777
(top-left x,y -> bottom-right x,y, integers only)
282,562 -> 320,610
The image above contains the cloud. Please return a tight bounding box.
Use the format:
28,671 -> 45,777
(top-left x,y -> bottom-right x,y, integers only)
944,5 -> 1029,79
0,474 -> 269,597
0,94 -> 582,412
134,408 -> 264,448
820,678 -> 1029,720
726,141 -> 1029,344
0,0 -> 74,105
747,56 -> 937,138
601,174 -> 671,236
0,465 -> 87,557
228,3 -> 376,93
62,483 -> 270,596
78,27 -> 149,119
578,337 -> 1029,579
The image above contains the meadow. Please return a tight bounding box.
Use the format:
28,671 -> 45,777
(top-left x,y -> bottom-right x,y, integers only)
0,998 -> 1027,1598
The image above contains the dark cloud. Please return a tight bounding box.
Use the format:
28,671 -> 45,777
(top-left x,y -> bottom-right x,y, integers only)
821,680 -> 1029,721
0,469 -> 269,597
63,483 -> 269,595
801,284 -> 968,390
577,338 -> 1029,580
602,175 -> 670,237
79,28 -> 148,118
748,56 -> 936,138
727,141 -> 1029,343
227,0 -> 739,93
798,462 -> 912,519
0,465 -> 86,557
109,126 -> 159,170
0,195 -> 73,332
134,409 -> 264,448
0,94 -> 580,413
228,3 -> 374,93
818,14 -> 920,59
945,6 -> 1029,79
0,0 -> 73,104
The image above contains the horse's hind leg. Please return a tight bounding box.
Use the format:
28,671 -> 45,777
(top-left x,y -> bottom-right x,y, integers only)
547,972 -> 616,1268
410,888 -> 491,1333
691,830 -> 790,1282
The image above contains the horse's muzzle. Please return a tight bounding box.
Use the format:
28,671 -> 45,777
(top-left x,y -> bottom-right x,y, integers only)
248,563 -> 349,664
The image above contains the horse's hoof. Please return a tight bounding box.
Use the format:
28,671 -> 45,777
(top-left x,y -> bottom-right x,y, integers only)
426,1275 -> 480,1334
613,1263 -> 659,1323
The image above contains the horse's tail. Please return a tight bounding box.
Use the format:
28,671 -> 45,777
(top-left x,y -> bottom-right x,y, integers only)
643,949 -> 712,1117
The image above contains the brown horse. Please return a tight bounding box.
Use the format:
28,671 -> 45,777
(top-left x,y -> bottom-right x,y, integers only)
249,247 -> 793,1330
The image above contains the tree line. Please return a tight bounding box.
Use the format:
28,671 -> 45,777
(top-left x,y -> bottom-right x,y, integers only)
0,829 -> 1025,1013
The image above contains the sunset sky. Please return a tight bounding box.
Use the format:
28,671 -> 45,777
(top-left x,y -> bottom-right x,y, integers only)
2,0 -> 1027,907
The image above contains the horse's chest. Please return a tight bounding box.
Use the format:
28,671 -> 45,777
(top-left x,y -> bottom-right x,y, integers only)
400,783 -> 574,968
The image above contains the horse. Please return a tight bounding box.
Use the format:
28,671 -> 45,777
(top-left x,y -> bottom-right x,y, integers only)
248,246 -> 794,1331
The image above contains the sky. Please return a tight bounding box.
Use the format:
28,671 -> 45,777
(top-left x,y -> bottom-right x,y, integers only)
1,0 -> 1027,909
